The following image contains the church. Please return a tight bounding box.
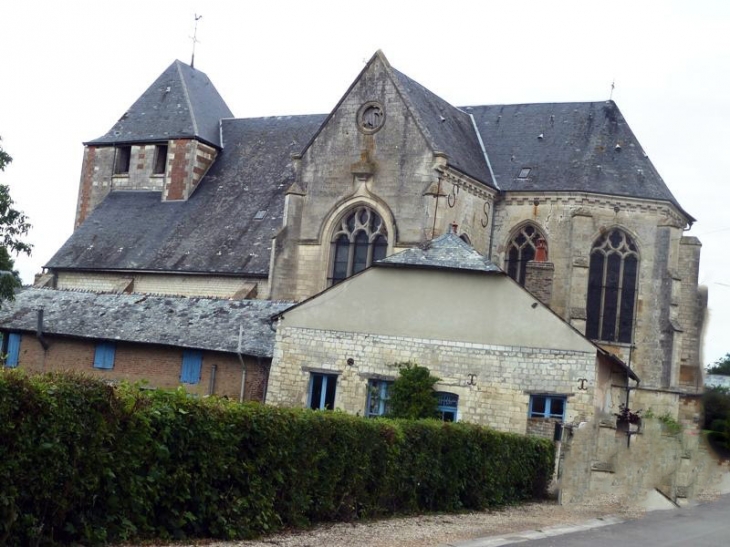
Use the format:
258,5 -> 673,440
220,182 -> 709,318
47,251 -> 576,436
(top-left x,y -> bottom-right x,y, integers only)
1,51 -> 704,423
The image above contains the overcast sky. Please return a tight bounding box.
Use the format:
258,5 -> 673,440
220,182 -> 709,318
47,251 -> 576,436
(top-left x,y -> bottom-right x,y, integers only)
1,0 -> 728,365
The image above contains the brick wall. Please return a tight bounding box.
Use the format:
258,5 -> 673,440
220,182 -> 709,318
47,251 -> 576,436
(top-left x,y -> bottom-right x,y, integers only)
269,326 -> 597,435
163,140 -> 217,201
8,333 -> 268,402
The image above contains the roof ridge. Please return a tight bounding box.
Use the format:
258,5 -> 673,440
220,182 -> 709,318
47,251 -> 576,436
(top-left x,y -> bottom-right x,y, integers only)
176,60 -> 199,137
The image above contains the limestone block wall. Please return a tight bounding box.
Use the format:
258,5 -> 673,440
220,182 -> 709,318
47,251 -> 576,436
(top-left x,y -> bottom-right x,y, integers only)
492,192 -> 699,391
269,326 -> 598,434
9,333 -> 268,401
54,271 -> 268,299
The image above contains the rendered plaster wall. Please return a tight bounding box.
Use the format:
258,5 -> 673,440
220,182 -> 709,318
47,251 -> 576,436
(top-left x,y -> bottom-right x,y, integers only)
54,271 -> 268,299
491,193 -> 702,392
8,333 -> 268,401
268,325 -> 597,435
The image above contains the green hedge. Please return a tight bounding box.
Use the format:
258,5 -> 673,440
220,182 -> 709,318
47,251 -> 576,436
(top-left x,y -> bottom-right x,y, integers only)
0,371 -> 554,545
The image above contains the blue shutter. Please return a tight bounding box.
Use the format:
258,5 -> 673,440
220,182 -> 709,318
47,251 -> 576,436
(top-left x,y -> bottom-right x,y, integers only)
181,350 -> 202,384
5,333 -> 21,368
94,343 -> 115,370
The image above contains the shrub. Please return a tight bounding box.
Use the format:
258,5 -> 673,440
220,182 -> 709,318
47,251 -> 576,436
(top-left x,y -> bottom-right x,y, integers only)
389,362 -> 440,419
0,371 -> 554,545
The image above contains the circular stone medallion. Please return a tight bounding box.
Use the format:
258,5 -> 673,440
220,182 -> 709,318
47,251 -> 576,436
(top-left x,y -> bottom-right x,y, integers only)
357,101 -> 385,134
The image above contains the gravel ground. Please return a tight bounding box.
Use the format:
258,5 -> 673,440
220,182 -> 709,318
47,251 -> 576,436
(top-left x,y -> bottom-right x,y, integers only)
148,500 -> 641,547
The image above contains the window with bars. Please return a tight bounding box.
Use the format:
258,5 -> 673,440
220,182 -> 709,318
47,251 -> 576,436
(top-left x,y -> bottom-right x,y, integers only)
366,379 -> 392,417
436,391 -> 459,422
586,228 -> 639,343
529,395 -> 566,420
329,206 -> 388,285
504,224 -> 547,285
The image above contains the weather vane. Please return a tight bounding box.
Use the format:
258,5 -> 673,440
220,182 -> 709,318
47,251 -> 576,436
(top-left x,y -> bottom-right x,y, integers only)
190,14 -> 202,68
609,79 -> 615,101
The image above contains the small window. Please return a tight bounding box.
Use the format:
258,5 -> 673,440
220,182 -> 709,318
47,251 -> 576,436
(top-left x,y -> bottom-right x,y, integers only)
309,372 -> 337,410
436,391 -> 459,422
181,350 -> 203,384
254,210 -> 266,221
153,144 -> 168,175
518,167 -> 531,178
366,379 -> 392,417
4,332 -> 21,368
93,342 -> 116,370
529,395 -> 566,420
114,146 -> 131,175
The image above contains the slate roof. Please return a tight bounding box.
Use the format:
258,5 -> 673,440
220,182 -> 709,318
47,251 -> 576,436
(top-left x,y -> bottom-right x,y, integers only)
391,68 -> 494,186
377,231 -> 502,273
50,58 -> 692,278
0,289 -> 294,358
466,102 -> 692,220
47,114 -> 326,275
87,60 -> 233,148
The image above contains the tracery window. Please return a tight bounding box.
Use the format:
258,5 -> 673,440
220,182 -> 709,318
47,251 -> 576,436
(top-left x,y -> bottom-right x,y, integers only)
586,228 -> 639,343
329,206 -> 388,285
504,224 -> 547,285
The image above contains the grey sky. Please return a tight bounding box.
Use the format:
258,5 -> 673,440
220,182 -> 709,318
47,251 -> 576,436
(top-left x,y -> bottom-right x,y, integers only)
1,0 -> 727,364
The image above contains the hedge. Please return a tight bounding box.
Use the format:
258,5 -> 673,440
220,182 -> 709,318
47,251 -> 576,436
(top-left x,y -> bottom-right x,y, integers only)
0,371 -> 554,545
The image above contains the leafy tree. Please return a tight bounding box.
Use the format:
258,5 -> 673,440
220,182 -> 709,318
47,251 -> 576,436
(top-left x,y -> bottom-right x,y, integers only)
0,136 -> 31,302
389,362 -> 440,420
707,353 -> 730,376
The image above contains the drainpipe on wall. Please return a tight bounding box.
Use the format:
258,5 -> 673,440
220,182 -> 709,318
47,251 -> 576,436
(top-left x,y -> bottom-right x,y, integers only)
208,364 -> 217,396
237,324 -> 246,403
36,309 -> 49,351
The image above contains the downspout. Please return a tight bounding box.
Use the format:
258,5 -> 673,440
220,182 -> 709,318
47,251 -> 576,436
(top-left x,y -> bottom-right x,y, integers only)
208,364 -> 217,396
36,309 -> 49,351
237,323 -> 246,403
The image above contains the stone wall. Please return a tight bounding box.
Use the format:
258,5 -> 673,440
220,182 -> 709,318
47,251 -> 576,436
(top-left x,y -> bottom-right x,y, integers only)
9,333 -> 268,401
54,271 -> 268,299
269,325 -> 598,434
491,192 -> 700,393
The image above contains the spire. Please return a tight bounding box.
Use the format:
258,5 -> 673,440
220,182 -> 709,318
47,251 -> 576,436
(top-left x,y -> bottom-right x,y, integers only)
190,14 -> 202,69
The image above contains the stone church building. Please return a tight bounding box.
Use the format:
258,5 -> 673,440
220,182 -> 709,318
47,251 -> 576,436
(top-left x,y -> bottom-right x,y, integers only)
2,51 -> 704,418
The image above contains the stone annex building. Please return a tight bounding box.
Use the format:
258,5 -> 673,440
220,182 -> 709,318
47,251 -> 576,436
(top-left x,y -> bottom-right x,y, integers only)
1,51 -> 705,431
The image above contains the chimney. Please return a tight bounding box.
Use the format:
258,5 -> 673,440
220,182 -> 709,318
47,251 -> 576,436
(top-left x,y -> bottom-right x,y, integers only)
450,222 -> 458,234
534,238 -> 548,262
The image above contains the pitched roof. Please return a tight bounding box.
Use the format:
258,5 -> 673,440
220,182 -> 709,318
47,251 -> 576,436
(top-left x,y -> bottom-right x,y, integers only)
47,114 -> 326,275
0,288 -> 294,358
87,60 -> 233,148
377,231 -> 502,273
390,68 -> 494,186
466,101 -> 693,220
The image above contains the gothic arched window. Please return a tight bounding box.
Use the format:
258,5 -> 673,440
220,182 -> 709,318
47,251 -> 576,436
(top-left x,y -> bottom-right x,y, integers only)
329,206 -> 388,285
586,228 -> 639,343
504,224 -> 547,285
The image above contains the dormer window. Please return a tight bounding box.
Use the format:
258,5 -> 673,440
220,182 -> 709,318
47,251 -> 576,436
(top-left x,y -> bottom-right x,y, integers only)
153,144 -> 168,175
114,146 -> 131,175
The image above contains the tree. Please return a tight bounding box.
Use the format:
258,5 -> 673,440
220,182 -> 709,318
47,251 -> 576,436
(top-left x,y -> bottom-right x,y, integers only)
389,362 -> 440,420
0,136 -> 31,303
707,353 -> 730,376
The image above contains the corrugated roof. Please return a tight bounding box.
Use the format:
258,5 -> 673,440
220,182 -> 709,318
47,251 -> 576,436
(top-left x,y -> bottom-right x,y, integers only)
0,288 -> 294,358
87,60 -> 233,148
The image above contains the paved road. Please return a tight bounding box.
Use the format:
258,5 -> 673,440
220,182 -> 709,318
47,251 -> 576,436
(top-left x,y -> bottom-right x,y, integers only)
453,495 -> 730,547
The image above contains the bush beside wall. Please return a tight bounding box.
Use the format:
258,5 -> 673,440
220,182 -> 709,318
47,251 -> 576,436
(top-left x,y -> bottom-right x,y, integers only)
0,372 -> 554,545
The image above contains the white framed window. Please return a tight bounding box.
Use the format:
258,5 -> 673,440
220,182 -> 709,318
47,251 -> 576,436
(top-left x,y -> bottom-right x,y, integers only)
309,372 -> 337,410
366,379 -> 392,417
